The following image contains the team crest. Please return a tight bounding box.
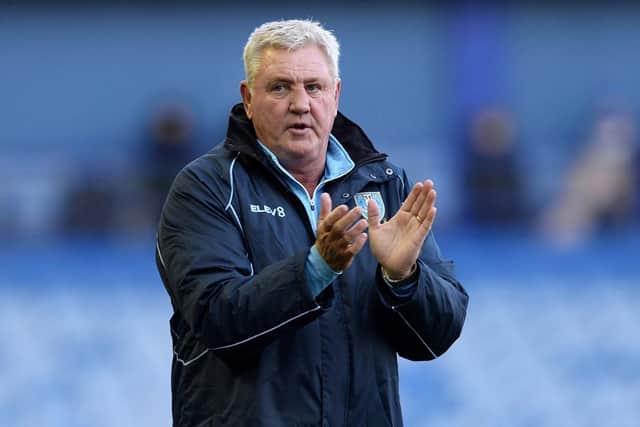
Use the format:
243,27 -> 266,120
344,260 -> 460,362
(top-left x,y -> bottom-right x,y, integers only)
354,192 -> 385,222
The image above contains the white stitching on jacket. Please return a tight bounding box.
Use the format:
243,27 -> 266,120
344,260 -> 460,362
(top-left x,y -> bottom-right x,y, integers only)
225,155 -> 239,211
156,240 -> 166,268
173,305 -> 322,366
392,307 -> 438,359
174,348 -> 210,367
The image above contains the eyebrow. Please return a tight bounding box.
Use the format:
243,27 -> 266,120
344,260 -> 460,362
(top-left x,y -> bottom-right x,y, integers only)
269,76 -> 324,85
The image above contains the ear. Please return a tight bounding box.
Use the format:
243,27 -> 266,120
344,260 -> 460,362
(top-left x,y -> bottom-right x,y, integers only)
333,79 -> 342,116
240,80 -> 253,119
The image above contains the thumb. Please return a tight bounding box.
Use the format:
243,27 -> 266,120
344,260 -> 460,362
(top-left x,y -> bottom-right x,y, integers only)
366,199 -> 380,227
318,193 -> 332,222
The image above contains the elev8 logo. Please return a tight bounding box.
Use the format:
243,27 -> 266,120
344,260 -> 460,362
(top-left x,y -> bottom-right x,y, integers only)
250,204 -> 286,218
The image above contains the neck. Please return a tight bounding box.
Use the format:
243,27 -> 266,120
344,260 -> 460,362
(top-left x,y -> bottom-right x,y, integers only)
278,162 -> 324,197
287,164 -> 324,197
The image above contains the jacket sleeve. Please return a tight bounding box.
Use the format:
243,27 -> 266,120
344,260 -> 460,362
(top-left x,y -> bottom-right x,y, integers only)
373,171 -> 468,361
156,166 -> 331,361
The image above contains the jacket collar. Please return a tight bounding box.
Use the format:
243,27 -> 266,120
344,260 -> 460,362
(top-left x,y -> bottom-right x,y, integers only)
223,103 -> 386,166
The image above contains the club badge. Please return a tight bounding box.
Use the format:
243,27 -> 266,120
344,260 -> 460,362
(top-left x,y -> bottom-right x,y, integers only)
354,192 -> 385,222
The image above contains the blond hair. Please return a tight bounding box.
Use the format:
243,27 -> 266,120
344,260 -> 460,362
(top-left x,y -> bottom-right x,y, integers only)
243,19 -> 340,89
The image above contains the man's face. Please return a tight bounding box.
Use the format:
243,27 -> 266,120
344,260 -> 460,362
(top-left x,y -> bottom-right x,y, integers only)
241,45 -> 341,170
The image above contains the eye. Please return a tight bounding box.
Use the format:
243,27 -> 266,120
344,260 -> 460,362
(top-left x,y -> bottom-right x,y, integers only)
306,83 -> 321,94
270,82 -> 288,95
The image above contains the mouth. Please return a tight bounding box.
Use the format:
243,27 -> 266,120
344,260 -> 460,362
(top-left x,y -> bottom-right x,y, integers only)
288,123 -> 311,130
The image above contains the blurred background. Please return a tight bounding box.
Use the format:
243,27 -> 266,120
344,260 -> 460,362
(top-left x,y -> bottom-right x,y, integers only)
2,1 -> 640,426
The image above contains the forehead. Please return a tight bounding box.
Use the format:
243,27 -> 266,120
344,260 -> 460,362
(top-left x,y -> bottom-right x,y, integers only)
257,45 -> 333,81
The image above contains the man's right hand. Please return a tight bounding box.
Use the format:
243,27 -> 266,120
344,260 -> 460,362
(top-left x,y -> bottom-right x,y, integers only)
315,193 -> 368,272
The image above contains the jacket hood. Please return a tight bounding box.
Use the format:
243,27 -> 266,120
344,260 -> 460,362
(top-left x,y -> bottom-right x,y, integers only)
224,103 -> 386,166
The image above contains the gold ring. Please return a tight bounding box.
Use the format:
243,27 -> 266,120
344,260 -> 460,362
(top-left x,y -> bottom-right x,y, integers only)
415,214 -> 424,224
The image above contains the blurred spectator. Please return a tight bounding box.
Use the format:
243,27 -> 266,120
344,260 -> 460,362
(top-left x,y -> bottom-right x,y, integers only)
461,106 -> 526,226
540,108 -> 638,246
135,102 -> 198,231
635,144 -> 640,219
59,172 -> 118,236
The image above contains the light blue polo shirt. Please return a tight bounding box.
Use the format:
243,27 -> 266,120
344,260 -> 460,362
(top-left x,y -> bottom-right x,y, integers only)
258,134 -> 353,297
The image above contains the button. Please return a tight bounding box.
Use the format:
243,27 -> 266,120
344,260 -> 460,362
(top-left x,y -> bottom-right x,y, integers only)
342,192 -> 350,199
385,168 -> 394,176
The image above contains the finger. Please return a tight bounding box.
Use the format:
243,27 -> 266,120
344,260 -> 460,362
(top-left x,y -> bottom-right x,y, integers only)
426,207 -> 437,228
416,206 -> 437,231
346,232 -> 368,256
410,180 -> 434,215
429,206 -> 437,225
344,218 -> 368,242
416,188 -> 436,224
400,182 -> 423,213
366,199 -> 380,227
318,193 -> 332,222
332,206 -> 363,232
320,203 -> 349,231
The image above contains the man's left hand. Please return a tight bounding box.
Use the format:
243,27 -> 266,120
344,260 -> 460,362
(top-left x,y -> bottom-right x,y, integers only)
366,179 -> 437,281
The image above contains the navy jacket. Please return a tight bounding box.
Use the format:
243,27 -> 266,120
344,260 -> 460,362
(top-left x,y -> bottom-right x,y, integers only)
156,104 -> 468,426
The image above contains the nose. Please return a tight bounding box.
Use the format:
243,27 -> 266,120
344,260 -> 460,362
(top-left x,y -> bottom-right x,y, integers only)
288,86 -> 310,115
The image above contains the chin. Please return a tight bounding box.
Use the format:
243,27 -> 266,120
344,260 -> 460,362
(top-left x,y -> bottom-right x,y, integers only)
284,143 -> 322,161
286,138 -> 317,150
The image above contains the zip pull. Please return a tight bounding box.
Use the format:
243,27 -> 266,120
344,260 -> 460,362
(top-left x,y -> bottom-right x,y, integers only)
310,198 -> 316,211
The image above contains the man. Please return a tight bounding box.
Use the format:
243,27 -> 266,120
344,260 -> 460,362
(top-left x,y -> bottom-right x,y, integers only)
156,19 -> 468,426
